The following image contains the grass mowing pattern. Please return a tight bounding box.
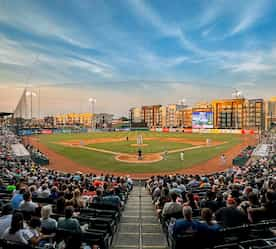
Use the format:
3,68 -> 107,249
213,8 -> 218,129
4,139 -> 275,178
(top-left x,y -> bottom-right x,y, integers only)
38,132 -> 242,174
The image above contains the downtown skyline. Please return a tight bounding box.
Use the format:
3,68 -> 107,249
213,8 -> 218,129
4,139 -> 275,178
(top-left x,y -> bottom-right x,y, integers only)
0,0 -> 276,116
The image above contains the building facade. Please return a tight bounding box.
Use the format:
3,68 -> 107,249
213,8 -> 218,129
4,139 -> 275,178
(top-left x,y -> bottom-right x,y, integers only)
176,108 -> 192,128
129,96 -> 273,131
244,99 -> 265,131
212,99 -> 246,129
141,105 -> 162,128
129,107 -> 143,125
54,113 -> 94,127
265,97 -> 276,130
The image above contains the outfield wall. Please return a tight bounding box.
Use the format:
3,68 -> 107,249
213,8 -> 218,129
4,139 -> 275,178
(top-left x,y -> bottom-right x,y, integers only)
151,128 -> 257,135
17,127 -> 257,136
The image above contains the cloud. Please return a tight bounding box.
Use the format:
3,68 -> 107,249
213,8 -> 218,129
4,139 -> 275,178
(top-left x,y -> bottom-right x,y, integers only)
0,1 -> 91,48
0,35 -> 114,79
236,81 -> 256,87
229,62 -> 272,73
228,0 -> 270,36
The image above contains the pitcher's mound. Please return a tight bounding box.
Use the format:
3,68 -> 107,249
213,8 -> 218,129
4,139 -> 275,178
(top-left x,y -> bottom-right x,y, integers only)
115,153 -> 162,163
130,144 -> 148,147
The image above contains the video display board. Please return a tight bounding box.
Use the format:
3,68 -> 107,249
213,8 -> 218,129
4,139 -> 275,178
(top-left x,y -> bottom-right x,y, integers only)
192,112 -> 213,129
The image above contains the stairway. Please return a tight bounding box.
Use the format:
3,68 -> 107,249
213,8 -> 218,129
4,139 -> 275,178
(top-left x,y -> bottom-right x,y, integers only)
112,182 -> 168,249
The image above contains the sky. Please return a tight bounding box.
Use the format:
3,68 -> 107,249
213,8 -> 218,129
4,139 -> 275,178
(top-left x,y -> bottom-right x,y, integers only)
0,0 -> 276,117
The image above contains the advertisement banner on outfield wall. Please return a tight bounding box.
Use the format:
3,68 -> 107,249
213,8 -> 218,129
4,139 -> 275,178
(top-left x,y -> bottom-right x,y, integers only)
61,129 -> 71,133
41,129 -> 52,134
18,129 -> 33,136
156,128 -> 162,132
169,128 -> 176,132
163,128 -> 169,132
150,128 -> 155,132
183,128 -> 193,133
52,129 -> 62,134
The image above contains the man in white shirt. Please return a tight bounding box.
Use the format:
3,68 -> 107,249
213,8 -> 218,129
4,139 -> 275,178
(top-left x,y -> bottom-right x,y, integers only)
180,151 -> 184,161
19,191 -> 38,213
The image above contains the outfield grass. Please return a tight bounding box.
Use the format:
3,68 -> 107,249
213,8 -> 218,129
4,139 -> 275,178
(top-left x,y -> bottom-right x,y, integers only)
37,131 -> 243,173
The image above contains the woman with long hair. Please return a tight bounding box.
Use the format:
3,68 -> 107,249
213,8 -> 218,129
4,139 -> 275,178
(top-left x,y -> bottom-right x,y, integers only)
66,189 -> 85,210
2,212 -> 29,244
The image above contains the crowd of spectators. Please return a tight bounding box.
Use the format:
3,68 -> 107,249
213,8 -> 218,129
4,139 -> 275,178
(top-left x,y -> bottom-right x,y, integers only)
0,127 -> 133,249
147,131 -> 276,247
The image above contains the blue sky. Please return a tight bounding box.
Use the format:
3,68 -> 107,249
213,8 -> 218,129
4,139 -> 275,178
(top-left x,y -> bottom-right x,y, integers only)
0,0 -> 276,116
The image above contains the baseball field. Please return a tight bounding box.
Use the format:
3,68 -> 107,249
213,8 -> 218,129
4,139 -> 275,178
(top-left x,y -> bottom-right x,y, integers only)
29,131 -> 256,178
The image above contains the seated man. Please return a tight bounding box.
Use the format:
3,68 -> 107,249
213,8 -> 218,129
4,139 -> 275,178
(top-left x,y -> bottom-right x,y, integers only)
172,206 -> 206,236
162,192 -> 182,218
19,191 -> 38,213
92,188 -> 104,204
11,188 -> 25,209
215,197 -> 248,227
58,206 -> 81,233
103,188 -> 122,209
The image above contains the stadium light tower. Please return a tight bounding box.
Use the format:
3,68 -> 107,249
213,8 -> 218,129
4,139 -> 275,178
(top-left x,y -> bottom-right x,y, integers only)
26,91 -> 37,119
232,89 -> 243,99
178,98 -> 186,105
88,97 -> 96,129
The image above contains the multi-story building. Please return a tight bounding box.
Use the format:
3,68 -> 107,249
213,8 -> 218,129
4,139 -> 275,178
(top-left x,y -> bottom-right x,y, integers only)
130,97 -> 271,130
176,108 -> 192,128
129,107 -> 142,123
54,113 -> 94,127
265,97 -> 276,130
212,98 -> 246,129
141,105 -> 162,128
244,99 -> 265,131
159,104 -> 188,128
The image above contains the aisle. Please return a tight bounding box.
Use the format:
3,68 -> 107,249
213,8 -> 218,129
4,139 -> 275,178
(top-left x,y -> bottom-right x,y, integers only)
112,182 -> 168,249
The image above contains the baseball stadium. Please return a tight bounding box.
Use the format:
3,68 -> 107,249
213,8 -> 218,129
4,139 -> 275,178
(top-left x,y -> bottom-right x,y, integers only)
1,1 -> 276,249
28,131 -> 254,177
1,88 -> 276,249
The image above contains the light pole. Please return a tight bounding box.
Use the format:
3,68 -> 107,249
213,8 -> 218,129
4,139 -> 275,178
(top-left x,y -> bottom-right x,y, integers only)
26,91 -> 37,119
178,98 -> 187,106
88,97 -> 96,130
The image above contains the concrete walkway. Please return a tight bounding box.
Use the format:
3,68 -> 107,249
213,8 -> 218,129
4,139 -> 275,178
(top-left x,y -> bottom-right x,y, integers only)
112,182 -> 168,249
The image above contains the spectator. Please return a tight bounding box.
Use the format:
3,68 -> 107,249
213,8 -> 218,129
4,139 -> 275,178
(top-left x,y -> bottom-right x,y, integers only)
215,197 -> 248,227
0,204 -> 13,236
41,205 -> 57,234
37,184 -> 50,198
173,206 -> 206,235
2,212 -> 29,244
92,188 -> 104,204
162,192 -> 182,217
201,208 -> 221,231
200,191 -> 218,212
19,191 -> 38,213
184,192 -> 199,210
58,206 -> 81,232
11,188 -> 25,209
56,191 -> 66,214
66,189 -> 85,210
27,217 -> 43,246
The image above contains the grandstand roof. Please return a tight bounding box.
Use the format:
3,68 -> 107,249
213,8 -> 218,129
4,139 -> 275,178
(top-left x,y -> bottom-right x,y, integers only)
0,112 -> 13,117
